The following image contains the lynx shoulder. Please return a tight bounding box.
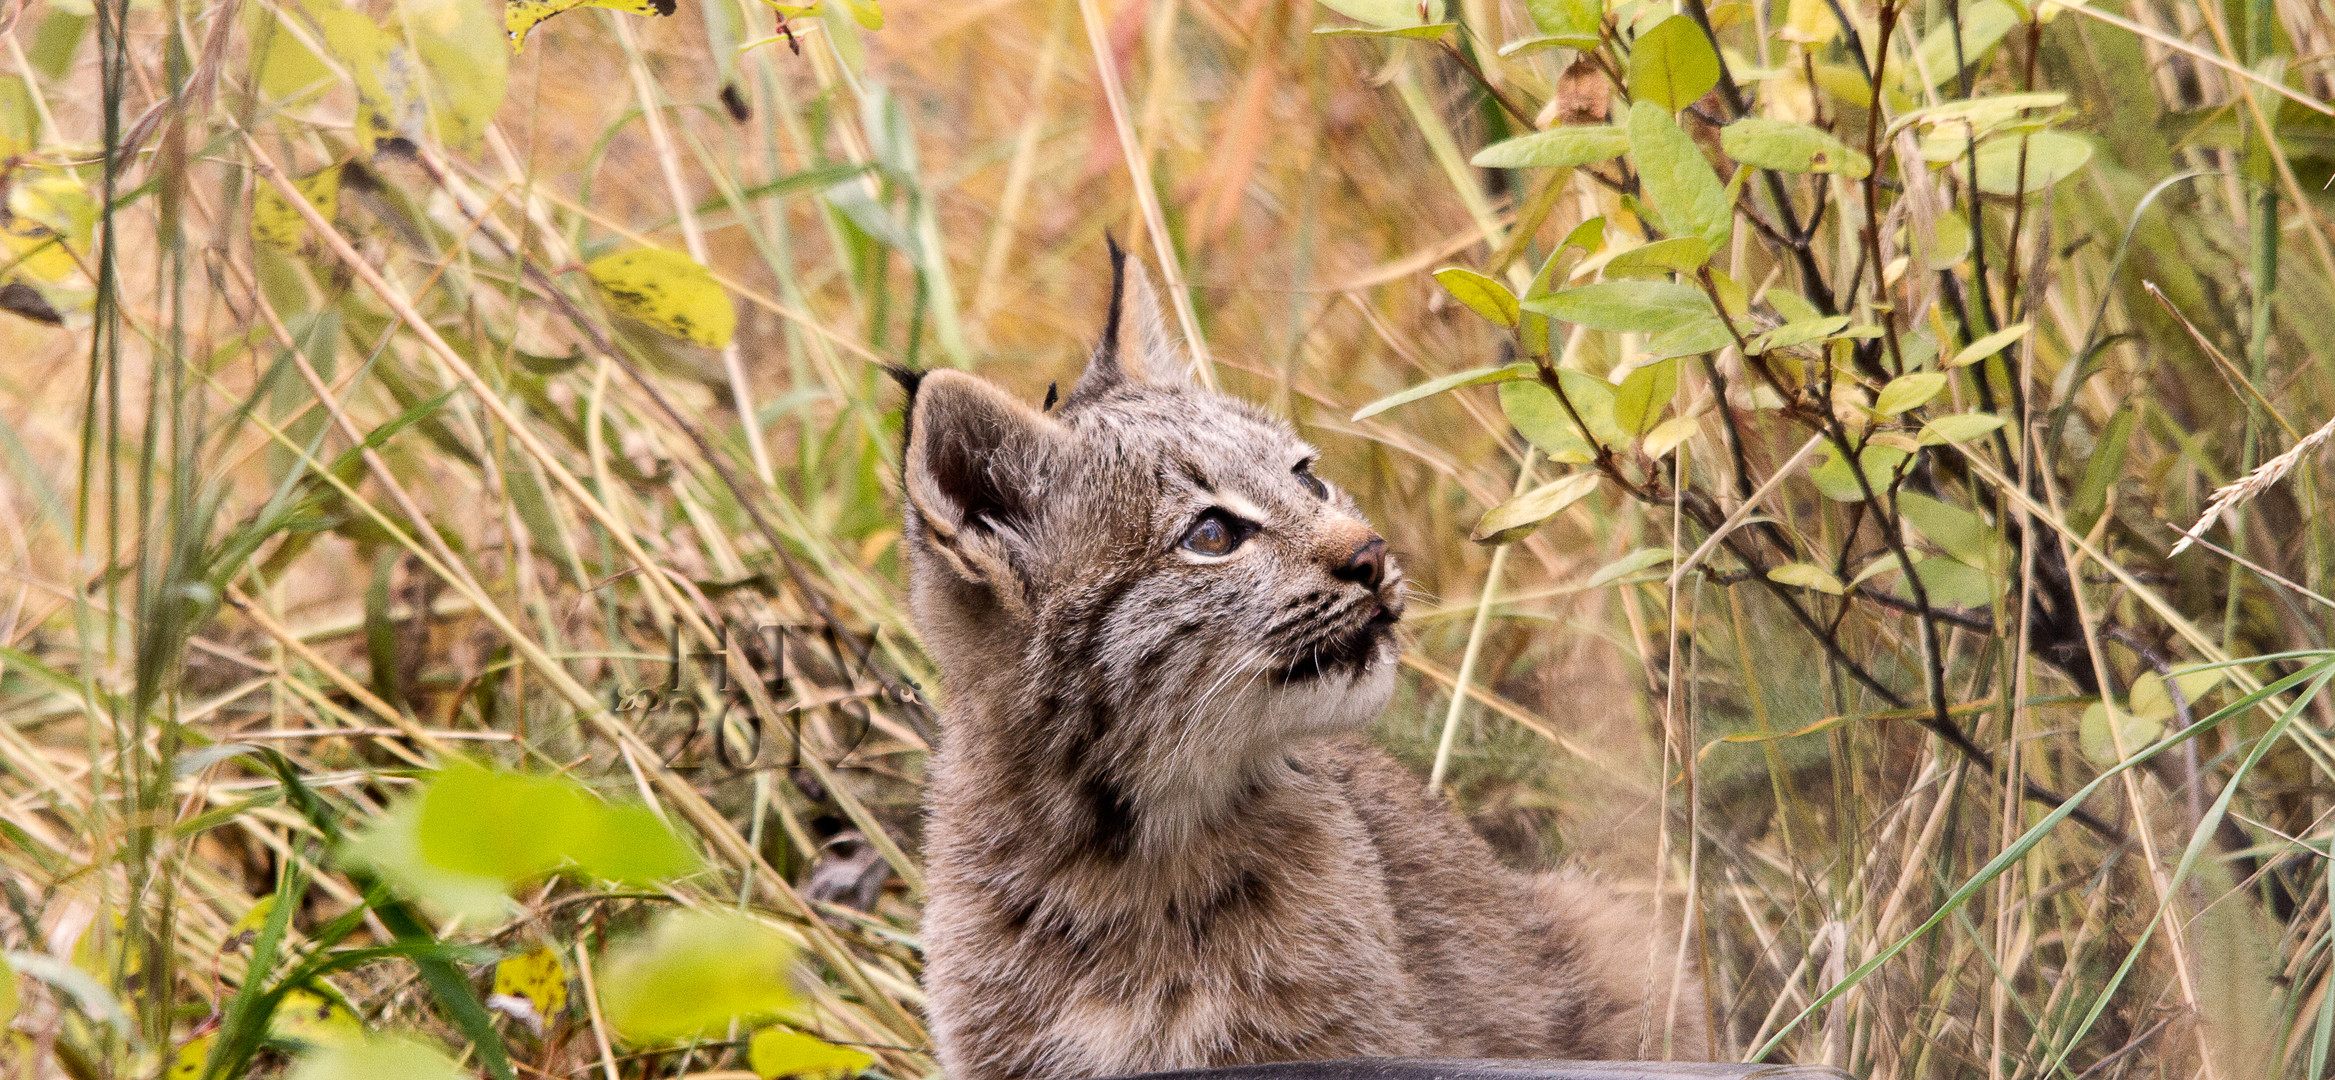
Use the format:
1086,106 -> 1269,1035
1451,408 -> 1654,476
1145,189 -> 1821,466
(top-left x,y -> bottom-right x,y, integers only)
899,248 -> 1706,1080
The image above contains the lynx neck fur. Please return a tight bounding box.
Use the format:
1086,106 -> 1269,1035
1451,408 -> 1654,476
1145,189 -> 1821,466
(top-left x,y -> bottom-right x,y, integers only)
899,250 -> 1706,1080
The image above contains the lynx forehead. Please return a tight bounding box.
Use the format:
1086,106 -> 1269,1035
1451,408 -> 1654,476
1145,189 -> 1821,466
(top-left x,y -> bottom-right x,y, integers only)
901,248 -> 1706,1080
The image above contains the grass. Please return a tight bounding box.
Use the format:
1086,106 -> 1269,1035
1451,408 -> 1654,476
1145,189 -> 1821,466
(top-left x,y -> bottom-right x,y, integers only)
0,0 -> 2332,1077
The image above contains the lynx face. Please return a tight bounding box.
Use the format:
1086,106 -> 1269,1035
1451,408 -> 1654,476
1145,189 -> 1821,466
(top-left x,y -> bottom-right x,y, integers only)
898,255 -> 1405,839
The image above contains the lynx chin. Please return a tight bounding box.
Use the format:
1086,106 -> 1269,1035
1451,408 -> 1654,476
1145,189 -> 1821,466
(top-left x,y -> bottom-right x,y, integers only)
896,247 -> 1707,1080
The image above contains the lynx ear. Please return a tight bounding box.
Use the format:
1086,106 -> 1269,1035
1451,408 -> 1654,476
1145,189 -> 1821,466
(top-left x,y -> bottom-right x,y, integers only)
902,370 -> 1060,599
1071,239 -> 1193,400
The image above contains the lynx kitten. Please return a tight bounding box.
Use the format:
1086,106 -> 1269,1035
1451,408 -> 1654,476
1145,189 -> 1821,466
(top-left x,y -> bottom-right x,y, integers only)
898,249 -> 1706,1080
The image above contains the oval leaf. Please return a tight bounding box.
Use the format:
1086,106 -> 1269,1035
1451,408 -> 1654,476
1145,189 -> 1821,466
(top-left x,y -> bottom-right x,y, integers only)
1973,131 -> 2094,195
1526,280 -> 1716,334
1875,371 -> 1948,416
1626,16 -> 1720,112
1471,125 -> 1630,169
1643,414 -> 1700,458
1601,236 -> 1710,278
1719,116 -> 1872,178
1433,266 -> 1521,327
1629,101 -> 1731,248
1471,472 -> 1602,544
1918,412 -> 2006,446
587,247 -> 737,349
1586,547 -> 1674,588
1613,358 -> 1679,435
1767,561 -> 1845,595
1945,321 -> 2029,368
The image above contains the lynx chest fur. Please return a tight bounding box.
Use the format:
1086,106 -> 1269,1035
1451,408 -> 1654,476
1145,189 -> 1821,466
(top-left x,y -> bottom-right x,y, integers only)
899,253 -> 1704,1080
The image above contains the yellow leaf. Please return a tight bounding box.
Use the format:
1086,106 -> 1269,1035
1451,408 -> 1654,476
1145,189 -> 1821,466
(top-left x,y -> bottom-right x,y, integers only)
1643,415 -> 1700,459
748,1027 -> 874,1080
226,895 -> 278,949
271,988 -> 366,1048
1780,0 -> 1838,43
167,1033 -> 214,1080
587,247 -> 737,349
404,0 -> 509,145
254,166 -> 342,251
505,0 -> 675,54
307,1 -> 412,150
4,170 -> 95,284
492,945 -> 569,1018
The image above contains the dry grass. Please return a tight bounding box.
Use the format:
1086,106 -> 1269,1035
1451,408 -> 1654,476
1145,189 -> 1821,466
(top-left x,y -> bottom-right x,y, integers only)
1,0 -> 2333,1077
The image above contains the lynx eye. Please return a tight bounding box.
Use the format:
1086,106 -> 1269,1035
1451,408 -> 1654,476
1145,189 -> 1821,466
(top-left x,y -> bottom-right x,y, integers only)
1181,511 -> 1249,557
1294,461 -> 1329,500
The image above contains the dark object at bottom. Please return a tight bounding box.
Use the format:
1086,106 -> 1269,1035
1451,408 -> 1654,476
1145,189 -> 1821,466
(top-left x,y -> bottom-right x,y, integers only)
1110,1060 -> 1850,1080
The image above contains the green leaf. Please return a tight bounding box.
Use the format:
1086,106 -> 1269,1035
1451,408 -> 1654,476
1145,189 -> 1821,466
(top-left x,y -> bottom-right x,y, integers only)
1352,363 -> 1533,421
1757,314 -> 1850,353
587,247 -> 737,349
1719,116 -> 1872,177
1527,0 -> 1601,37
1316,0 -> 1445,26
749,1028 -> 876,1080
570,803 -> 698,884
1918,412 -> 2006,446
1809,444 -> 1909,501
247,5 -> 333,101
1471,125 -> 1630,169
0,955 -> 17,1030
1505,369 -> 1628,449
1897,492 -> 1996,567
1768,562 -> 1845,595
1973,131 -> 2094,195
1498,32 -> 1601,53
1501,379 -> 1596,463
287,1034 -> 470,1080
1586,547 -> 1674,588
1612,358 -> 1679,435
506,0 -> 676,54
2130,668 -> 2226,721
597,910 -> 803,1045
1644,315 -> 1735,358
1913,0 -> 2019,89
1874,371 -> 1947,416
1313,21 -> 1454,36
1526,280 -> 1714,335
1945,321 -> 2028,367
1602,236 -> 1710,278
1432,267 -> 1520,327
1894,552 -> 2001,607
414,762 -> 592,882
1471,472 -> 1602,544
2079,702 -> 2164,767
1626,16 -> 1720,112
1628,101 -> 1730,249
344,762 -> 698,917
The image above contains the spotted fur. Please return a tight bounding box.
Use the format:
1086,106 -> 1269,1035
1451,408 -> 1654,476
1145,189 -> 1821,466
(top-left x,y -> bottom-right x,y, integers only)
902,251 -> 1707,1080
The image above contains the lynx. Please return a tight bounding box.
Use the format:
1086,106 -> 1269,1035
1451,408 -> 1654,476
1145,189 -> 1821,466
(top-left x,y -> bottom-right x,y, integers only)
898,247 -> 1707,1080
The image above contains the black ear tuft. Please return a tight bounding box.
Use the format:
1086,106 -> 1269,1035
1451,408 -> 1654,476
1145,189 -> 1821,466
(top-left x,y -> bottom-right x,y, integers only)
886,363 -> 926,448
1102,233 -> 1128,360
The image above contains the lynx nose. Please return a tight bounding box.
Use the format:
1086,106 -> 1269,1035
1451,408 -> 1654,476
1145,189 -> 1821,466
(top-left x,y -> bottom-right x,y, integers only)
1332,537 -> 1388,591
